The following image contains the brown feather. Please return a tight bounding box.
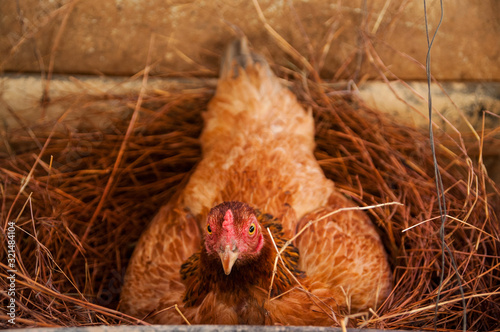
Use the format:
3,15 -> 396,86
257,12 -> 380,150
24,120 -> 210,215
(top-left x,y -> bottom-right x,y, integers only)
120,38 -> 392,325
151,204 -> 341,325
296,191 -> 392,311
181,206 -> 304,307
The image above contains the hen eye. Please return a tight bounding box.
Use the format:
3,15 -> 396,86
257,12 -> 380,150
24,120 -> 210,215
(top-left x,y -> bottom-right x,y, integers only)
249,223 -> 256,235
207,224 -> 212,234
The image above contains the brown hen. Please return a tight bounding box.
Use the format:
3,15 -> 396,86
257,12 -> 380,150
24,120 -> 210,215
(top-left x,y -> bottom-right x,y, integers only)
120,38 -> 392,325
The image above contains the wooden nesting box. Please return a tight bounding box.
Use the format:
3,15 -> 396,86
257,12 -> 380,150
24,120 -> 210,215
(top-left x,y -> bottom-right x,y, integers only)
0,1 -> 499,330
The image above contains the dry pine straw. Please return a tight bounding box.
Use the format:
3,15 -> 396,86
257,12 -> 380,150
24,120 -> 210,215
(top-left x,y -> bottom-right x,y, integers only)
0,82 -> 499,330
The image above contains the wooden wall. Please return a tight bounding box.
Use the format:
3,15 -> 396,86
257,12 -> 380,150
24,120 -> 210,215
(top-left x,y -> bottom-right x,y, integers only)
1,0 -> 499,81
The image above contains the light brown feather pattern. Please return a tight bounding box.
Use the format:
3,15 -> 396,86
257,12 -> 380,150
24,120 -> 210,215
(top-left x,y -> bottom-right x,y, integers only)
120,201 -> 201,319
120,38 -> 392,325
296,191 -> 392,312
181,60 -> 334,228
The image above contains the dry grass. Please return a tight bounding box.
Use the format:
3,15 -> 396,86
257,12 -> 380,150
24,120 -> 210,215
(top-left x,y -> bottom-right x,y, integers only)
306,89 -> 500,331
1,1 -> 499,329
0,77 -> 498,330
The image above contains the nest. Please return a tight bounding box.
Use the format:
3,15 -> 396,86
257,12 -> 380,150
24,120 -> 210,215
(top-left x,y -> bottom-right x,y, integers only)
0,75 -> 499,331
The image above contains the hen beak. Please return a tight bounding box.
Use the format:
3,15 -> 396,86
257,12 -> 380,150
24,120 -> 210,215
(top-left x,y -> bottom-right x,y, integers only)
219,245 -> 239,275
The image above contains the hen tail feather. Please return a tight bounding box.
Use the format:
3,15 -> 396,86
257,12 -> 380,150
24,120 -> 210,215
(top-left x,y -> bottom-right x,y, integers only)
220,37 -> 272,80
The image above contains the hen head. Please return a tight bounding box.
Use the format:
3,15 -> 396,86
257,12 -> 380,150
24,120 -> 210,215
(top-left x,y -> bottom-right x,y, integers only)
204,201 -> 265,275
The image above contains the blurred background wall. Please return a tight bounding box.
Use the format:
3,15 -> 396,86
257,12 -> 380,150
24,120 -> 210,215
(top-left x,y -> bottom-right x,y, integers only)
1,0 -> 498,80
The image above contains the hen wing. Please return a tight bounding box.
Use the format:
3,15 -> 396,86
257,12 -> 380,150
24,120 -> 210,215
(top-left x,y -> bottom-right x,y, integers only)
295,191 -> 392,312
120,199 -> 201,319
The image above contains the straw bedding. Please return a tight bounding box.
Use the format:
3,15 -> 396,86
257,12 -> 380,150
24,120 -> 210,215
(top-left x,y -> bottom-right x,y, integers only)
0,79 -> 499,330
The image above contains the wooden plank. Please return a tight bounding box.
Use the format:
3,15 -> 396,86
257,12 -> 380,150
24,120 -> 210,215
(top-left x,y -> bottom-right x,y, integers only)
1,1 -> 499,80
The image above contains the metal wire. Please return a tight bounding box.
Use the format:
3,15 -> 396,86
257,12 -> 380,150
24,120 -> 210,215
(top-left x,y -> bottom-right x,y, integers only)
423,1 -> 467,331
